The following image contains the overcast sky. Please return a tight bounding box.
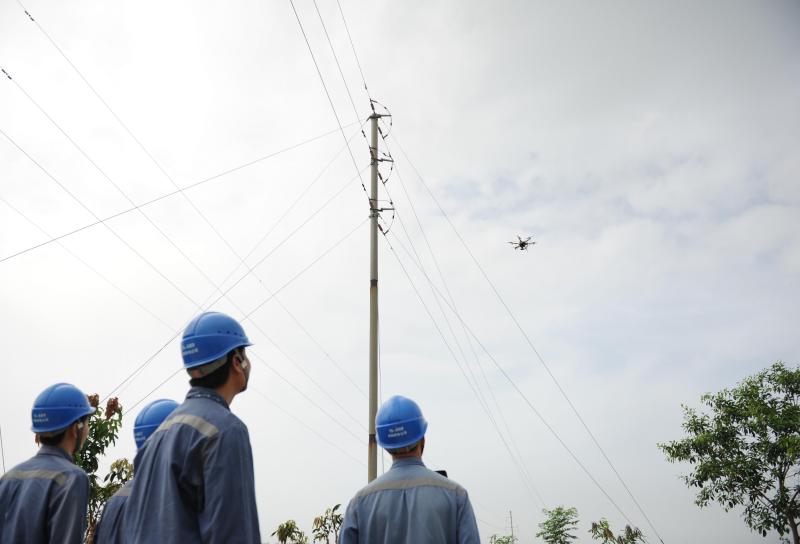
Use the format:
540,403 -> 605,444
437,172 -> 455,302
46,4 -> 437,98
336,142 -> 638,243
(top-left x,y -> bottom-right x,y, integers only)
1,1 -> 799,542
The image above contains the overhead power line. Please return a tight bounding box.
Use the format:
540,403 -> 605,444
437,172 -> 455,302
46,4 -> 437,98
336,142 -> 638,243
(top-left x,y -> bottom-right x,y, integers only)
0,121 -> 354,265
381,230 -> 547,508
1,196 -> 174,331
103,169 -> 363,401
121,216 -> 366,415
385,230 -> 634,526
389,134 -> 665,542
11,2 -> 365,401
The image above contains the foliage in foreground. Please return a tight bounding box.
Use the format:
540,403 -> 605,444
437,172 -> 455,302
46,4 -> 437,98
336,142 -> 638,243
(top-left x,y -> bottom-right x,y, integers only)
589,518 -> 646,544
659,362 -> 800,543
74,395 -> 132,544
536,505 -> 579,544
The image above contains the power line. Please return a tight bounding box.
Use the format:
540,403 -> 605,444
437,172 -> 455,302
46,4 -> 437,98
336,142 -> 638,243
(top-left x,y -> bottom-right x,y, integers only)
103,170 -> 363,401
0,126 -> 201,308
382,231 -> 546,508
391,164 -> 543,500
390,134 -> 664,542
251,352 -> 362,443
310,0 -> 361,124
11,3 -> 365,400
333,0 -> 370,102
0,122 -> 354,265
250,386 -> 364,467
0,196 -> 174,331
120,216 -> 366,419
286,0 -> 368,200
385,228 -> 635,527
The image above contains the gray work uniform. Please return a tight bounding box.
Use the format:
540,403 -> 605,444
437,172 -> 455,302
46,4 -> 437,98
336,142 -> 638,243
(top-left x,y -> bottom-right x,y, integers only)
93,479 -> 132,544
340,457 -> 480,544
0,445 -> 89,544
122,387 -> 261,543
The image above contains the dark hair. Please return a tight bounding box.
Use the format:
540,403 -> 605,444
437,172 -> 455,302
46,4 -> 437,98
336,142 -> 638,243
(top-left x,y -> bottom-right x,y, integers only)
387,438 -> 423,456
38,414 -> 89,446
39,431 -> 66,447
189,348 -> 243,389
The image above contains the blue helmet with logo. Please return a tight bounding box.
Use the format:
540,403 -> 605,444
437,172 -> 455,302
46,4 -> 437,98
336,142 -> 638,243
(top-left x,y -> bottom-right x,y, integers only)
181,311 -> 252,369
31,383 -> 94,433
133,399 -> 179,449
376,395 -> 428,450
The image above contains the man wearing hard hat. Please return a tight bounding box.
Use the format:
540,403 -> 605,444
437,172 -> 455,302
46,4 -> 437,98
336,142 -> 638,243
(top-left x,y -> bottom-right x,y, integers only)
122,311 -> 261,543
93,398 -> 178,544
339,395 -> 480,544
0,383 -> 95,543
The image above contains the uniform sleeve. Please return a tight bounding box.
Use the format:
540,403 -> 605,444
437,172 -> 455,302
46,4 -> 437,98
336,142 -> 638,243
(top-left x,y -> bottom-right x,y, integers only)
338,498 -> 359,544
49,470 -> 89,544
456,490 -> 481,544
198,423 -> 261,543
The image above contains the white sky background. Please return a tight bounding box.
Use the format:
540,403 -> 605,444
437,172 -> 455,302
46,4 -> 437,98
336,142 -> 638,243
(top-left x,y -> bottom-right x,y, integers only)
1,0 -> 799,542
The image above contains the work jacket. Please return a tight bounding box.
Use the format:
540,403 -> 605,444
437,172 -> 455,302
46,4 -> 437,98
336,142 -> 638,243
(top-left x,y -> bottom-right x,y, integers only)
122,387 -> 261,543
0,445 -> 89,544
93,479 -> 132,544
339,457 -> 480,544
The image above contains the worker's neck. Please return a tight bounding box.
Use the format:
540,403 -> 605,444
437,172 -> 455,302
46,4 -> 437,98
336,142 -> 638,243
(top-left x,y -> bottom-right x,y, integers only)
391,451 -> 423,461
214,382 -> 238,406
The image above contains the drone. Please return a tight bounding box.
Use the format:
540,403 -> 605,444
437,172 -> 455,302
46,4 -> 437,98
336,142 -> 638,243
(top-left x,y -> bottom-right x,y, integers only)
508,235 -> 535,251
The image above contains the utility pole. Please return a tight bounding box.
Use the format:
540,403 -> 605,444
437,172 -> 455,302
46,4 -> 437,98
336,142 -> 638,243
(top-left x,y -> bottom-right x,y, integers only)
509,510 -> 515,541
367,113 -> 379,482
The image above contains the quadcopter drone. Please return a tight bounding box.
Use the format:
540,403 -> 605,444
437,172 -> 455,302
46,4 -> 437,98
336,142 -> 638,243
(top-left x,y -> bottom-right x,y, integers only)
508,235 -> 535,251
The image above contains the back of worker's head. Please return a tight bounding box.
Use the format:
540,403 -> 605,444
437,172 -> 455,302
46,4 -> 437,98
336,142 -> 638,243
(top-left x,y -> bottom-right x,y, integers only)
376,395 -> 428,456
133,399 -> 179,449
181,311 -> 253,390
31,383 -> 94,452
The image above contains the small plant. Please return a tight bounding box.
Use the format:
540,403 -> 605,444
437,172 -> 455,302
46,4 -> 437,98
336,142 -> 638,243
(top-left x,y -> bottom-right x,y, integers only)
273,519 -> 309,544
312,504 -> 343,543
589,519 -> 645,544
536,506 -> 579,544
74,395 -> 132,544
489,535 -> 518,544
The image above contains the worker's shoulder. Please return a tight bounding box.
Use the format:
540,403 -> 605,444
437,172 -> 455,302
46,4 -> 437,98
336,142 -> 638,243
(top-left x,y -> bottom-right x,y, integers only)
168,399 -> 248,439
355,464 -> 466,499
1,450 -> 86,486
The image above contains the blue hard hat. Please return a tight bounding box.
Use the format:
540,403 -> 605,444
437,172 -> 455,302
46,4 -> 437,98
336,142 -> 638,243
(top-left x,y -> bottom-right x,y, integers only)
31,383 -> 94,433
181,311 -> 252,369
133,399 -> 179,449
376,395 -> 428,450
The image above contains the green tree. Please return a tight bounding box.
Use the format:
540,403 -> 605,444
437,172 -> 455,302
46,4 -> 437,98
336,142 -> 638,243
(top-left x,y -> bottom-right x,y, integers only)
589,519 -> 645,543
273,519 -> 309,544
489,535 -> 518,544
72,395 -> 132,544
535,506 -> 579,544
312,504 -> 343,543
659,362 -> 800,543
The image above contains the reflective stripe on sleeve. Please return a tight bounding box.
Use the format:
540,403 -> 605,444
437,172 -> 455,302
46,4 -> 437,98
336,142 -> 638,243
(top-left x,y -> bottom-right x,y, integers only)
156,414 -> 220,438
0,469 -> 68,486
356,477 -> 465,498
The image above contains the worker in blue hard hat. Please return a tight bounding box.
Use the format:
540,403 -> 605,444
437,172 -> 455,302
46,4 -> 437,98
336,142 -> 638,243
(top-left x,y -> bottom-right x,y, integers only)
93,398 -> 178,544
339,395 -> 480,544
0,383 -> 95,544
123,311 -> 261,543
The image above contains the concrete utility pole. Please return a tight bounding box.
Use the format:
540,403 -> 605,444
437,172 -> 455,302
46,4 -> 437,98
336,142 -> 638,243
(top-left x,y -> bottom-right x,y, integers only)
509,510 -> 515,540
368,113 -> 379,482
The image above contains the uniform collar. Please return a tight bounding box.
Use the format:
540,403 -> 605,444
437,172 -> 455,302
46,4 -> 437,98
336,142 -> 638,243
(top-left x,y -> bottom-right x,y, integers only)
186,387 -> 230,410
37,445 -> 75,463
391,457 -> 426,469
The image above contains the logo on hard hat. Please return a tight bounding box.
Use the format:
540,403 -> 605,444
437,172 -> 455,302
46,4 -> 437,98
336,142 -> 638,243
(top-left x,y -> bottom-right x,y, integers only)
32,411 -> 48,423
183,342 -> 199,356
387,425 -> 407,438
